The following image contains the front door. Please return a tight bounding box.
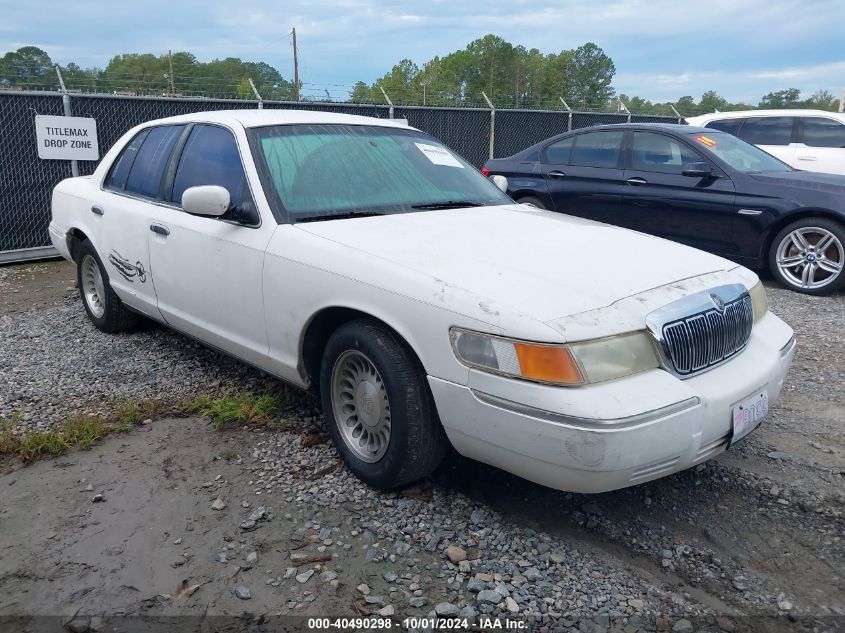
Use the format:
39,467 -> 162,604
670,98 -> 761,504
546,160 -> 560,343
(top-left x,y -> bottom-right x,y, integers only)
620,131 -> 738,257
541,129 -> 625,226
146,123 -> 274,367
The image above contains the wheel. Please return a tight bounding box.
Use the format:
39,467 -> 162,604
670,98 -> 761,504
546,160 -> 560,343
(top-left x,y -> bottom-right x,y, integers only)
319,319 -> 448,489
769,218 -> 845,295
76,240 -> 139,332
516,196 -> 546,210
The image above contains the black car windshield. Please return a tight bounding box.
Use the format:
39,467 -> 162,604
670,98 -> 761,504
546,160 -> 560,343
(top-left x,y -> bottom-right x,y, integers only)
688,131 -> 792,174
250,124 -> 511,222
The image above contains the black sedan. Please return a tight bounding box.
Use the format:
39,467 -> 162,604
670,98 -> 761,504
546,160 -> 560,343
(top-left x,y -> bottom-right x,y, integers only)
483,123 -> 845,295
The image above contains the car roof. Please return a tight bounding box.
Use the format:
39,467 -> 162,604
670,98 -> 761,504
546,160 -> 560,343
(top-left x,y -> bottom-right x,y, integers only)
686,109 -> 845,122
137,108 -> 415,130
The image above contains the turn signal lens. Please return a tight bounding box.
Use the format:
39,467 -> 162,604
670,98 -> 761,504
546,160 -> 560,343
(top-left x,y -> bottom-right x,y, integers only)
513,343 -> 583,384
749,280 -> 768,323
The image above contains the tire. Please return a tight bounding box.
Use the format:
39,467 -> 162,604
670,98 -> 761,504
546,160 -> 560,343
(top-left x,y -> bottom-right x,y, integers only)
516,196 -> 547,210
76,239 -> 139,332
319,319 -> 448,489
768,218 -> 845,295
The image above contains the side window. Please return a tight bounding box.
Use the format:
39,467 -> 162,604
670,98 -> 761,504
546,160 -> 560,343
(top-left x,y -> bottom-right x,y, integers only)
124,125 -> 184,198
631,132 -> 702,174
800,117 -> 845,148
542,137 -> 574,164
705,118 -> 743,135
569,131 -> 624,168
738,117 -> 793,146
105,129 -> 149,190
171,125 -> 253,212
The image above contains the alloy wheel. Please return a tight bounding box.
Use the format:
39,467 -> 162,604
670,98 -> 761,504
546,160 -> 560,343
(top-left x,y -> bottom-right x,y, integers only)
775,227 -> 844,290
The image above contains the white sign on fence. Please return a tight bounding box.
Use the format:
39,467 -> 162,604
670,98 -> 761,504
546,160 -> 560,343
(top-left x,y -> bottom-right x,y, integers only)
34,115 -> 99,161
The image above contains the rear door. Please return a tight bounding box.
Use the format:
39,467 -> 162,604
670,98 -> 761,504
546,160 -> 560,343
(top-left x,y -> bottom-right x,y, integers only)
795,116 -> 845,175
94,124 -> 184,318
146,123 -> 274,367
540,130 -> 625,225
621,131 -> 738,256
737,116 -> 797,167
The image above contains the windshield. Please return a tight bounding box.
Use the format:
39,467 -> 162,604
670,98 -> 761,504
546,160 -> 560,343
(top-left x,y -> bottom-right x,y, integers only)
688,131 -> 792,174
250,124 -> 511,222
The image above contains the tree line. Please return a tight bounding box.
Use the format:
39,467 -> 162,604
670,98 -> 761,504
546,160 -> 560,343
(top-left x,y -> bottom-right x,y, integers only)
0,42 -> 840,115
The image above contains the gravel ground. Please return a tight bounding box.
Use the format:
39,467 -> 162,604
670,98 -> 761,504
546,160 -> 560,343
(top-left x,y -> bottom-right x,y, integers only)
0,261 -> 843,632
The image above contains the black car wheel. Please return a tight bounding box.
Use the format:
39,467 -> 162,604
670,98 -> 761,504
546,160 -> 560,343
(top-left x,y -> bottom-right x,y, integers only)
769,218 -> 845,295
319,319 -> 448,489
516,196 -> 546,210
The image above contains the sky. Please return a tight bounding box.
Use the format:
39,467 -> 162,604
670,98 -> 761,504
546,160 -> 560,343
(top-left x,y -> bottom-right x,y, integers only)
2,0 -> 844,104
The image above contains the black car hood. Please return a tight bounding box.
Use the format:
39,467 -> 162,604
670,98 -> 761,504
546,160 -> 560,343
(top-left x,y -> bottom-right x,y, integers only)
749,170 -> 845,196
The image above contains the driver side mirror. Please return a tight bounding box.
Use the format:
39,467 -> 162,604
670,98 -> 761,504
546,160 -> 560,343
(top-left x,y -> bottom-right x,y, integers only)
682,162 -> 715,178
491,174 -> 509,192
182,185 -> 230,217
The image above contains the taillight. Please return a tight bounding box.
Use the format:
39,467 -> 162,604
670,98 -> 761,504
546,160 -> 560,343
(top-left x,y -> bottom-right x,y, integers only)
481,167 -> 490,177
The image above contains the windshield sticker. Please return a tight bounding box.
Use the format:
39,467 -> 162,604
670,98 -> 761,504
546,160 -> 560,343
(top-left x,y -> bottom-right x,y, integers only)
695,135 -> 718,147
414,142 -> 464,168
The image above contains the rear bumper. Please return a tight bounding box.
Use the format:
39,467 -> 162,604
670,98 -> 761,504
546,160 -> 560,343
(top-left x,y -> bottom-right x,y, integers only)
48,221 -> 72,261
429,312 -> 795,493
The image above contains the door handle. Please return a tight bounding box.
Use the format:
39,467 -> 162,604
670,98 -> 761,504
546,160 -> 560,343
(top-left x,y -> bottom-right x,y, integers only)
149,223 -> 170,236
91,205 -> 104,216
548,170 -> 566,178
626,177 -> 648,186
797,156 -> 817,161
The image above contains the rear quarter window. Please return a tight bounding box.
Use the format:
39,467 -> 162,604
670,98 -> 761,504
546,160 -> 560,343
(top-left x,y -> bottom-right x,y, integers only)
705,118 -> 743,135
800,117 -> 845,148
105,129 -> 149,191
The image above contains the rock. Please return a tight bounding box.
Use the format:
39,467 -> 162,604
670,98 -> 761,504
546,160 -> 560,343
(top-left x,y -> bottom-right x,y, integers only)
409,596 -> 428,608
458,559 -> 471,573
522,567 -> 544,581
467,577 -> 487,592
504,596 -> 519,614
91,494 -> 105,503
475,572 -> 494,582
445,545 -> 467,563
628,598 -> 644,611
777,599 -> 793,611
357,583 -> 371,595
296,569 -> 314,583
477,589 -> 503,605
233,586 -> 251,600
715,616 -> 736,632
365,595 -> 385,606
661,549 -> 674,559
378,605 -> 395,617
240,520 -> 257,531
672,619 -> 693,633
320,570 -> 338,582
383,571 -> 398,583
459,605 -> 477,624
767,451 -> 790,461
435,602 -> 460,617
245,551 -> 258,565
470,509 -> 487,524
66,616 -> 91,633
247,506 -> 266,522
211,497 -> 226,511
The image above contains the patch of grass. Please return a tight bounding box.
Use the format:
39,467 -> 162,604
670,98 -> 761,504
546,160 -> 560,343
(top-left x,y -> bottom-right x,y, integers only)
3,416 -> 109,462
220,448 -> 240,460
110,396 -> 173,431
186,391 -> 291,430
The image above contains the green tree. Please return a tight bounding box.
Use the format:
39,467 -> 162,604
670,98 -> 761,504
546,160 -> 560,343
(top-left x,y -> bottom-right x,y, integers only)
568,43 -> 616,109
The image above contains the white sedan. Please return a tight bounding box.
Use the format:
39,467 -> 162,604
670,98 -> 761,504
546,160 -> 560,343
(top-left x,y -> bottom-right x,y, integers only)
49,110 -> 796,493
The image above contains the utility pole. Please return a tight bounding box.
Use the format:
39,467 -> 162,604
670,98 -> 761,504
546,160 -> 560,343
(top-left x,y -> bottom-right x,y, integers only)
291,28 -> 300,101
840,89 -> 844,113
167,50 -> 175,95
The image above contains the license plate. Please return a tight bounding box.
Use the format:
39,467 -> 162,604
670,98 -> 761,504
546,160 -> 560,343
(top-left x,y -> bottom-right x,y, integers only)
731,389 -> 769,445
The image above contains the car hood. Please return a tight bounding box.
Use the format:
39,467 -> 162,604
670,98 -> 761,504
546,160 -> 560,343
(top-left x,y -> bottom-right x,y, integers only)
295,204 -> 736,324
749,170 -> 845,196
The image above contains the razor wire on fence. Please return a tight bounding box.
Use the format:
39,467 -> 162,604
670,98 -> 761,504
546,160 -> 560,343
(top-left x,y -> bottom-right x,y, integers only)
0,90 -> 679,262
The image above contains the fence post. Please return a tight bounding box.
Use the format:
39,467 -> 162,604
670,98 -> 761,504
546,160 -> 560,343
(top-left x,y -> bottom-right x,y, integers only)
482,91 -> 495,160
55,66 -> 79,178
670,104 -> 683,124
248,78 -> 263,109
618,98 -> 631,123
379,86 -> 394,119
559,97 -> 572,131
840,89 -> 844,113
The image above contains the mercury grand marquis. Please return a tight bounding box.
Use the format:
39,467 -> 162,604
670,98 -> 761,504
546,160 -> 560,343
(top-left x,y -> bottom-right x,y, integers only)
49,110 -> 796,493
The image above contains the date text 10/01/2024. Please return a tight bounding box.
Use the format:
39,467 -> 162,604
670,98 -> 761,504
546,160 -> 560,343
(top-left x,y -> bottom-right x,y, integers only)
306,617 -> 528,629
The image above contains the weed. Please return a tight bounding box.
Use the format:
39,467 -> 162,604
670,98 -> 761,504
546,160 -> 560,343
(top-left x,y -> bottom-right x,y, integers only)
186,391 -> 293,430
220,448 -> 239,460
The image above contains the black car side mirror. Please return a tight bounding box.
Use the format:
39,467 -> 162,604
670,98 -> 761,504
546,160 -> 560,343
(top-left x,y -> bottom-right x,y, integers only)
682,162 -> 715,178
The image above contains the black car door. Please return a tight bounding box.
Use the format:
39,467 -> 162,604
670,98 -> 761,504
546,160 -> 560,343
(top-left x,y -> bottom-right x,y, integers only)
621,131 -> 739,257
540,130 -> 625,225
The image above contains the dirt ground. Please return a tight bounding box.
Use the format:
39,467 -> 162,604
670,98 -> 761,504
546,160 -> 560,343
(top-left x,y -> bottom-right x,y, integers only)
1,259 -> 843,633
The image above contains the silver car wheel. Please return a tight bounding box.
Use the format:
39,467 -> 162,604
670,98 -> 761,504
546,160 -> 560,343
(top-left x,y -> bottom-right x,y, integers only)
331,350 -> 391,463
81,254 -> 106,319
776,226 -> 844,290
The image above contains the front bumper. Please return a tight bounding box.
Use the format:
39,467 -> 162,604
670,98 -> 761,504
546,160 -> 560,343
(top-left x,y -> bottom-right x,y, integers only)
429,312 -> 795,493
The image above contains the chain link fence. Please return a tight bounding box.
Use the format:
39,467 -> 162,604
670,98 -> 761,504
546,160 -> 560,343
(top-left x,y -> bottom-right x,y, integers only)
0,91 -> 679,262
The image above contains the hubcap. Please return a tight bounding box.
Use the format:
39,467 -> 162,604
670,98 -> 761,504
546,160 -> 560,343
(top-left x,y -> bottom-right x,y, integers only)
330,350 -> 391,463
776,227 -> 843,290
81,254 -> 106,318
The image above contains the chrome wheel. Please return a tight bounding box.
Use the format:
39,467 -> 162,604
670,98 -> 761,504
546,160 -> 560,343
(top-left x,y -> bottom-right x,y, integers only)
776,226 -> 843,290
81,254 -> 106,318
330,350 -> 391,463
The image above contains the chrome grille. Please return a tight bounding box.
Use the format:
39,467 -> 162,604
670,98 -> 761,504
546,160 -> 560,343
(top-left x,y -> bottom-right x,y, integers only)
662,294 -> 753,375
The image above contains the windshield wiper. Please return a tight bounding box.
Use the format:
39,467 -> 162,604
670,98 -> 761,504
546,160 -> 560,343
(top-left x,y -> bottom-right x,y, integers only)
296,211 -> 386,223
411,200 -> 486,210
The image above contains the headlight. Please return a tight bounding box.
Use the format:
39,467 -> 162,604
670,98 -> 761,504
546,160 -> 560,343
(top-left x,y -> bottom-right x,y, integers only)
749,280 -> 768,322
449,328 -> 659,386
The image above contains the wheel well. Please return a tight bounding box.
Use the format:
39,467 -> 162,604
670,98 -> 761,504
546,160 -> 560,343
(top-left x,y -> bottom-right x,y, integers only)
512,191 -> 551,208
762,210 -> 845,260
66,228 -> 90,262
301,307 -> 422,394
